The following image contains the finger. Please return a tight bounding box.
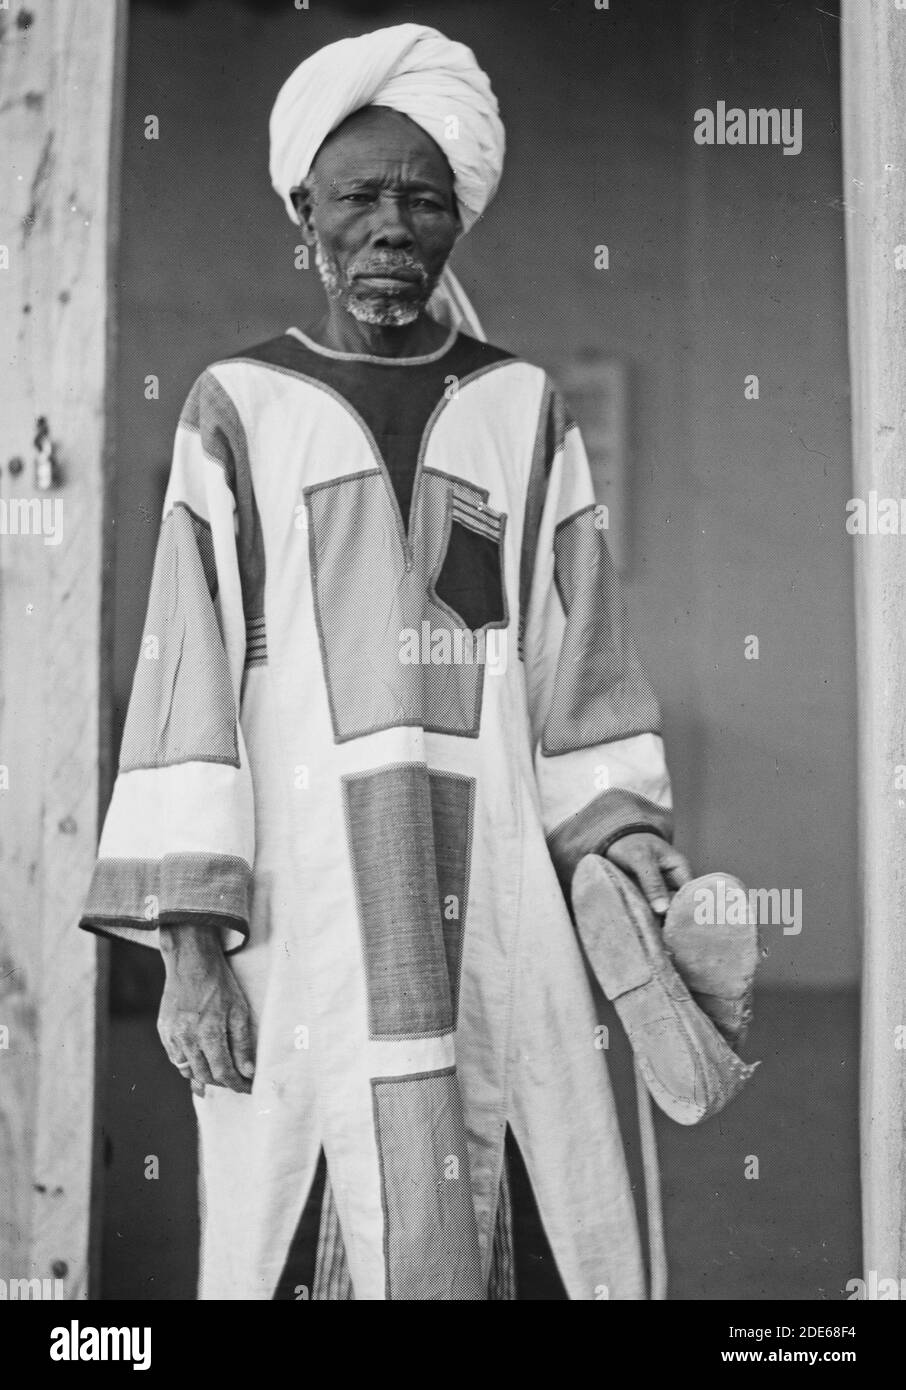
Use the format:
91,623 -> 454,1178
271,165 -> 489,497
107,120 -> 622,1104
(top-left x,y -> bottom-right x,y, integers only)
157,1018 -> 180,1061
228,1006 -> 256,1082
631,861 -> 672,915
199,1028 -> 251,1094
183,1039 -> 215,1093
159,1030 -> 193,1076
659,850 -> 692,890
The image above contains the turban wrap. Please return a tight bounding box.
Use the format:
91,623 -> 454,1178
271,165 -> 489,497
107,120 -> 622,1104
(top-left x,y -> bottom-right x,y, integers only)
268,23 -> 505,338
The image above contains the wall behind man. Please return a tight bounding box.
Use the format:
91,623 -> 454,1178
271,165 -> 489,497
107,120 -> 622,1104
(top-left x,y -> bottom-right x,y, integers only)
115,0 -> 854,987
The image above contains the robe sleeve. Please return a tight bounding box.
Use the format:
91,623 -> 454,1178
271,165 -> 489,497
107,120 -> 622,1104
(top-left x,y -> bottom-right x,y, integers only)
79,369 -> 255,953
521,381 -> 673,892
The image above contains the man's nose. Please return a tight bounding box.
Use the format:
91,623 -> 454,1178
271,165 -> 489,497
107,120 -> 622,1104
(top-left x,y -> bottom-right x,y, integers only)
370,196 -> 415,248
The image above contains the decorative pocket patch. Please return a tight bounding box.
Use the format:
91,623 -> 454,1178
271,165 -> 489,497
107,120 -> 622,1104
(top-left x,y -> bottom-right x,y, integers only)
431,484 -> 507,632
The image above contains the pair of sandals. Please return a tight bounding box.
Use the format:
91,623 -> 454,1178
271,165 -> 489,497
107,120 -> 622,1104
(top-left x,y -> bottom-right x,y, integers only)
572,856 -> 761,1125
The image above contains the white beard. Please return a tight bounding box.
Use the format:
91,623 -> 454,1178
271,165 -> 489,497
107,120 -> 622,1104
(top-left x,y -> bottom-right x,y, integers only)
314,237 -> 427,328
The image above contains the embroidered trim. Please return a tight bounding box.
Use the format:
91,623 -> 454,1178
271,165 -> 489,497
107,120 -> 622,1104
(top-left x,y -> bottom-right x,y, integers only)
284,323 -> 458,366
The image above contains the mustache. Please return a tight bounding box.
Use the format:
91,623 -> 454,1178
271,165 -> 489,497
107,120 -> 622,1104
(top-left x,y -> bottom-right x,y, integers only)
346,251 -> 430,287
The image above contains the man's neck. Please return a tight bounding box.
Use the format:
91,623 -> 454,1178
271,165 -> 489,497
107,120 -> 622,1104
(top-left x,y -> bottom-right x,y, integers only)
303,306 -> 451,358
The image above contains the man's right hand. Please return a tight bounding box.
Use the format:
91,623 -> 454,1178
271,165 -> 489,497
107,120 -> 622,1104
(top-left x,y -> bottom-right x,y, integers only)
157,923 -> 256,1098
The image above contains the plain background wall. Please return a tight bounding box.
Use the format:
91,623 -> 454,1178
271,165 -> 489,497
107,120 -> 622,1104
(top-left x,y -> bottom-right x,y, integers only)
112,0 -> 855,987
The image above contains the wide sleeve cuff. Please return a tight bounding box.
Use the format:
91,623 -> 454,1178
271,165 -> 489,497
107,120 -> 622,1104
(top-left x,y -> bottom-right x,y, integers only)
79,851 -> 251,954
547,787 -> 673,892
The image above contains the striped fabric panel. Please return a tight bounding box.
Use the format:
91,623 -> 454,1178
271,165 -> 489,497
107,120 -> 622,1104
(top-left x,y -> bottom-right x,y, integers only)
119,506 -> 239,772
245,614 -> 267,668
310,1162 -> 516,1301
427,770 -> 475,1028
451,484 -> 502,540
542,505 -> 661,754
518,381 -> 558,660
181,370 -> 267,626
312,1177 -> 353,1301
487,1154 -> 517,1301
372,1068 -> 483,1299
80,850 -> 251,953
344,764 -> 453,1040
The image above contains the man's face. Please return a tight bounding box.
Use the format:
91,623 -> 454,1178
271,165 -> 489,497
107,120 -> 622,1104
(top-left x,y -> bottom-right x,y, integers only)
293,106 -> 460,327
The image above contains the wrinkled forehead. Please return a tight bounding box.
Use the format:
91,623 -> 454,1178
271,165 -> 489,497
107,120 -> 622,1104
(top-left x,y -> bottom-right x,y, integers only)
310,105 -> 455,192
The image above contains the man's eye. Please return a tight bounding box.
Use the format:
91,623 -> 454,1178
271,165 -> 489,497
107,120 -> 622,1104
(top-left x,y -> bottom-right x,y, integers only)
341,193 -> 373,204
411,198 -> 442,211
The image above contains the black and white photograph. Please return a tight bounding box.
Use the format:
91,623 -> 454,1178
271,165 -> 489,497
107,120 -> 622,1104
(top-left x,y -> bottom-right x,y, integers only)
0,0 -> 902,1354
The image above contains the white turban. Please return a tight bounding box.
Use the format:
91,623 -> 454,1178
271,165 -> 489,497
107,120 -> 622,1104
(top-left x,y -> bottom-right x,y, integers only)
269,23 -> 505,235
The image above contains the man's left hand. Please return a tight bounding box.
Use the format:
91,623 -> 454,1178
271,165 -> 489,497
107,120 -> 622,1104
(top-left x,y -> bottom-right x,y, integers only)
605,832 -> 691,916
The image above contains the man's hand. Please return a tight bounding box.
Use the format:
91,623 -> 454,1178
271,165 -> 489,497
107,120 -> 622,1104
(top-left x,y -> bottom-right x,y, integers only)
605,832 -> 691,916
157,923 -> 255,1098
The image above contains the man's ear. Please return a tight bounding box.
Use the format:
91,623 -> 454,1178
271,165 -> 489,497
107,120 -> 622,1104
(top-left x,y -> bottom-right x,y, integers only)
291,182 -> 316,243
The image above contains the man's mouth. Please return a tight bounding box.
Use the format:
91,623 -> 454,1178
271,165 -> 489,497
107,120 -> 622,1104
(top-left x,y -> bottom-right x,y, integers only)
352,270 -> 422,289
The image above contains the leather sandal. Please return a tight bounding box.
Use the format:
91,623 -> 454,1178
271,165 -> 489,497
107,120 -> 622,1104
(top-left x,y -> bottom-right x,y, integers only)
661,874 -> 760,1050
571,854 -> 758,1126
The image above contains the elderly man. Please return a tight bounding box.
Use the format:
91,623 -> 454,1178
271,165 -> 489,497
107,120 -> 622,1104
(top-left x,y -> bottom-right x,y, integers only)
81,23 -> 689,1300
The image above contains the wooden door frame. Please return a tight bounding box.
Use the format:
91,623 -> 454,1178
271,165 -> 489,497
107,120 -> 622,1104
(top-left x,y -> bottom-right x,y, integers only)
0,0 -> 127,1298
842,0 -> 906,1287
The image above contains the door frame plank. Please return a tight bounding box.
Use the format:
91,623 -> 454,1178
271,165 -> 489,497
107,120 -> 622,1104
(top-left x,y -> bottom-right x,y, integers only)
0,0 -> 128,1298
